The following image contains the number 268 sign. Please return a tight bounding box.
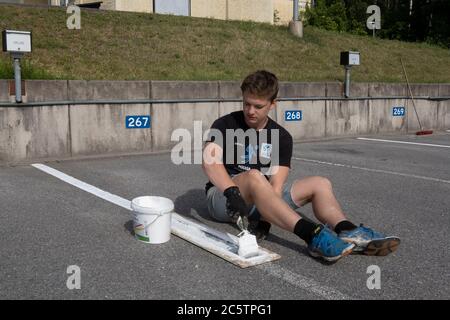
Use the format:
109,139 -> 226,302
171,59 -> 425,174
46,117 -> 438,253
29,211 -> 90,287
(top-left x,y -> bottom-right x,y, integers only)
285,110 -> 303,121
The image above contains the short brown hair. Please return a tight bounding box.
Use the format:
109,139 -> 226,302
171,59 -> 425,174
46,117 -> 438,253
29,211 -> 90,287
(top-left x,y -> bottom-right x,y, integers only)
240,70 -> 279,102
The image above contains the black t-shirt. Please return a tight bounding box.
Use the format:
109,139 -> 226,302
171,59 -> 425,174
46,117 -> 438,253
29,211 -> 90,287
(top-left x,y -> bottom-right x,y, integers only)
205,111 -> 293,192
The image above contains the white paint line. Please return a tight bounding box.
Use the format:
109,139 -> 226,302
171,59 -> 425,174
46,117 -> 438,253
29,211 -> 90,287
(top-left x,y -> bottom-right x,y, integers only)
292,157 -> 450,184
31,163 -> 132,210
31,163 -> 351,300
357,137 -> 450,149
257,264 -> 350,300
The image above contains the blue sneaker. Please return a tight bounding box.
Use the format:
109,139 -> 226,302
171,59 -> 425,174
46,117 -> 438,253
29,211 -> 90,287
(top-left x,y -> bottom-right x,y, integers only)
308,226 -> 355,262
338,224 -> 400,256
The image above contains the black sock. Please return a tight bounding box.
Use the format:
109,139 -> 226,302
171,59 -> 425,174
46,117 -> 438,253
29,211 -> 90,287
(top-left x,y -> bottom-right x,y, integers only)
334,220 -> 357,234
294,219 -> 322,244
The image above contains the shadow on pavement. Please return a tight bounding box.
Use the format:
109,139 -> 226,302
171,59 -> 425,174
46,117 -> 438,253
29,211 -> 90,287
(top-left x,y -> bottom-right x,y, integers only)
174,188 -> 212,221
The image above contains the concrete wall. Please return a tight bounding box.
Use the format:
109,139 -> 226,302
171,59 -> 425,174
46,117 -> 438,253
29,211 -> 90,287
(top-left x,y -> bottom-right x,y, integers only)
273,0 -> 292,25
68,81 -> 151,156
48,0 -> 305,25
368,99 -> 407,134
273,0 -> 311,25
439,84 -> 450,130
227,0 -> 273,24
99,0 -> 115,10
326,100 -> 369,137
151,81 -> 219,151
0,106 -> 70,163
192,0 -> 274,24
191,0 -> 227,20
115,0 -> 153,13
0,80 -> 449,164
277,100 -> 325,140
24,80 -> 68,103
279,82 -> 325,97
0,81 -> 9,102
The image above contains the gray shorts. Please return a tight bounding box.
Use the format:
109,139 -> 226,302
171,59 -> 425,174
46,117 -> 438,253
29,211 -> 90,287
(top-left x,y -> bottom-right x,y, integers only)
206,181 -> 300,222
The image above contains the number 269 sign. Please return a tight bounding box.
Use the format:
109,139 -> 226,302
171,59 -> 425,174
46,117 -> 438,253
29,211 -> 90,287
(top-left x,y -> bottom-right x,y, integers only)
392,106 -> 406,117
126,116 -> 151,129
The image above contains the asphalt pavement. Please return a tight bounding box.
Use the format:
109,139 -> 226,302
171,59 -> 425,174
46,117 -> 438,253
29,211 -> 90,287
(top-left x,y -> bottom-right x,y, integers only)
1,132 -> 449,300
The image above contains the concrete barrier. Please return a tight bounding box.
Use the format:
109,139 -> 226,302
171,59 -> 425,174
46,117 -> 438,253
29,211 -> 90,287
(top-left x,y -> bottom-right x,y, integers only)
409,83 -> 440,97
326,82 -> 342,97
439,84 -> 450,97
0,80 -> 449,164
151,81 -> 219,151
0,80 -> 9,102
276,100 -> 326,140
350,83 -> 370,97
68,81 -> 151,156
0,105 -> 70,162
70,103 -> 152,156
369,83 -> 407,97
279,82 -> 326,98
218,81 -> 242,117
68,80 -> 150,100
25,80 -> 68,103
326,100 -> 369,137
439,84 -> 450,129
368,99 -> 407,134
407,100 -> 439,132
445,101 -> 450,130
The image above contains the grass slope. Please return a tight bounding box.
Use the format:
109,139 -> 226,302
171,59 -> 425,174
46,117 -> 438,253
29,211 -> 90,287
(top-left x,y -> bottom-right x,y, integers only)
1,4 -> 449,82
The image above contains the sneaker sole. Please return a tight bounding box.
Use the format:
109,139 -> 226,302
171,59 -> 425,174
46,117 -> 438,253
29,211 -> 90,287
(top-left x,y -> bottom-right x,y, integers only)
308,243 -> 355,262
362,237 -> 401,256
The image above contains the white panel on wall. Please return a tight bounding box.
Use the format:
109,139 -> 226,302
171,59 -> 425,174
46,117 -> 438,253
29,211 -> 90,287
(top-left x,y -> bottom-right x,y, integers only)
154,0 -> 190,16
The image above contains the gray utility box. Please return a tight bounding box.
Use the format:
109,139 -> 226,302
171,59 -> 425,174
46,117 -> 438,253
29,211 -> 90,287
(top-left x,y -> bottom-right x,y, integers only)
340,51 -> 360,66
2,30 -> 32,53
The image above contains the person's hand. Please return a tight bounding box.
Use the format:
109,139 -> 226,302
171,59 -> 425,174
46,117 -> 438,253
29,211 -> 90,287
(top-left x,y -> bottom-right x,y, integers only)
223,186 -> 250,221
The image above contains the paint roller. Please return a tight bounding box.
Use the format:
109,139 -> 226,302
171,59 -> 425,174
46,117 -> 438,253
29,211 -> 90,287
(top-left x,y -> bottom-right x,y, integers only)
236,216 -> 260,258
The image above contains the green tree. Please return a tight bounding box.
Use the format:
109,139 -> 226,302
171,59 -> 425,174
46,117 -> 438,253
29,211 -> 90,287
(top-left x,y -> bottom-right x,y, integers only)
307,0 -> 450,48
305,0 -> 348,32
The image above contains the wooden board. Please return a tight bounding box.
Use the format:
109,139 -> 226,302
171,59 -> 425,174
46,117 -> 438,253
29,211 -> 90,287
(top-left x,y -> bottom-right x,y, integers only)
171,213 -> 281,268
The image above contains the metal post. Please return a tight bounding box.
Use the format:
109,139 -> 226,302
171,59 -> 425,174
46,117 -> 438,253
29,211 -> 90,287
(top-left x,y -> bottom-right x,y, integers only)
289,0 -> 303,37
344,66 -> 351,98
293,0 -> 299,21
13,57 -> 22,103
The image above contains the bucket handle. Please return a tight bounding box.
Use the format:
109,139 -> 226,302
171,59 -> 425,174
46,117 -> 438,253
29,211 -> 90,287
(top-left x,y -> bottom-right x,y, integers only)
141,212 -> 166,232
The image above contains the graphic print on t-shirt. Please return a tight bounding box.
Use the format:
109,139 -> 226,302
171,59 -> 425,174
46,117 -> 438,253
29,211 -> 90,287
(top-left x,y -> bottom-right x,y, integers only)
260,143 -> 272,159
241,144 -> 258,165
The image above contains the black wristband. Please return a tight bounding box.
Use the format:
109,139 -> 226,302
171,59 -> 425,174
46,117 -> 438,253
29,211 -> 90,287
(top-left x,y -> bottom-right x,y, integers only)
223,186 -> 240,197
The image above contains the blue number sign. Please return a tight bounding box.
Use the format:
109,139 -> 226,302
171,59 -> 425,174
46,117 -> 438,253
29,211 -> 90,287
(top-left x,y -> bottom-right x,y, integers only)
126,116 -> 151,129
285,110 -> 303,121
392,106 -> 406,117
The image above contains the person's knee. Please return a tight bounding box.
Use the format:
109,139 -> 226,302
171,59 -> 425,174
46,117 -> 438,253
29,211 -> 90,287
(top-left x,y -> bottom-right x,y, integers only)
246,169 -> 268,186
312,176 -> 333,190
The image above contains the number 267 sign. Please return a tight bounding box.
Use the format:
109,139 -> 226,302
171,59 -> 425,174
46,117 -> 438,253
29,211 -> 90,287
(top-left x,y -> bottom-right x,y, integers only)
126,116 -> 151,129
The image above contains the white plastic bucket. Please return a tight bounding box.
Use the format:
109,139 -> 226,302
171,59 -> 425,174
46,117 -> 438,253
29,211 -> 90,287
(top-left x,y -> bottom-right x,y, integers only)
131,196 -> 174,244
